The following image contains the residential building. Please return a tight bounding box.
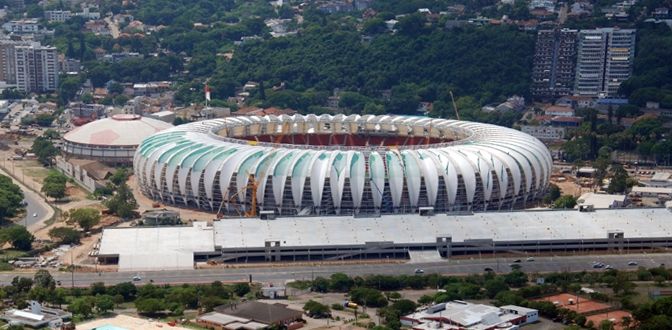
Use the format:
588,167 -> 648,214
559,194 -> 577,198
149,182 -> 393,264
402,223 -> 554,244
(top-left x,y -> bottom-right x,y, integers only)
401,301 -> 538,330
7,0 -> 25,10
0,40 -> 30,84
550,115 -> 582,127
102,52 -> 142,63
45,10 -> 72,22
196,301 -> 303,330
521,125 -> 566,140
148,110 -> 176,123
2,19 -> 39,33
14,44 -> 59,92
575,28 -> 636,97
529,0 -> 556,12
545,105 -> 575,116
532,29 -> 578,99
59,55 -> 81,73
75,7 -> 101,20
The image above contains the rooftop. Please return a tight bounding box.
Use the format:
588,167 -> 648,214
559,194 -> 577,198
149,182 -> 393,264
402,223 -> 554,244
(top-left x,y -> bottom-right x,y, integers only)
577,192 -> 627,209
213,301 -> 303,325
63,115 -> 172,147
631,186 -> 672,194
98,222 -> 215,271
402,301 -> 531,330
213,208 -> 672,249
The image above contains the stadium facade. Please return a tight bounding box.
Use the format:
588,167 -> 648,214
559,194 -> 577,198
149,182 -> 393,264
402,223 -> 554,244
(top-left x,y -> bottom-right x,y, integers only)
133,114 -> 552,216
62,114 -> 173,164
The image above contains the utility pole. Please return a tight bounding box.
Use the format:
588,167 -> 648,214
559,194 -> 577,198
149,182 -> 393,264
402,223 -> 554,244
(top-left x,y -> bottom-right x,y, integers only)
70,250 -> 74,288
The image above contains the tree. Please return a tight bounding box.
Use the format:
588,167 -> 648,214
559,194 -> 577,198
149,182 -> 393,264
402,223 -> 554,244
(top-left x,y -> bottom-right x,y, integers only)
0,226 -> 35,251
31,137 -> 59,166
484,278 -> 509,298
109,168 -> 129,186
135,298 -> 165,315
69,297 -> 95,318
232,283 -> 250,297
390,299 -> 417,315
329,273 -> 354,292
312,277 -> 329,293
349,287 -> 388,307
552,195 -> 577,209
34,113 -> 55,127
543,184 -> 561,204
48,227 -> 82,244
11,276 -> 33,293
105,183 -> 138,219
303,300 -> 331,318
90,282 -> 106,296
33,270 -> 55,290
42,171 -> 67,201
113,282 -> 137,301
0,174 -> 24,221
96,295 -> 115,314
607,164 -> 629,194
69,208 -> 101,231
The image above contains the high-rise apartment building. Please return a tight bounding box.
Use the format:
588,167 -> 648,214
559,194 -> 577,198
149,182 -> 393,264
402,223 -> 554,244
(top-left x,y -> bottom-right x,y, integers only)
0,40 -> 33,84
574,28 -> 636,97
531,28 -> 578,99
14,44 -> 59,92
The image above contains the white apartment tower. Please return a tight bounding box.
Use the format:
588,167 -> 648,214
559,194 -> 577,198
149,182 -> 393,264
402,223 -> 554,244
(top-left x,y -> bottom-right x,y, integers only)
574,28 -> 636,98
14,44 -> 59,92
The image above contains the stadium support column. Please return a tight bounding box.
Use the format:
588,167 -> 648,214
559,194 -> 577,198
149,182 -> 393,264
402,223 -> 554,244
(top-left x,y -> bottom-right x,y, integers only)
436,236 -> 452,258
607,230 -> 625,253
265,240 -> 281,262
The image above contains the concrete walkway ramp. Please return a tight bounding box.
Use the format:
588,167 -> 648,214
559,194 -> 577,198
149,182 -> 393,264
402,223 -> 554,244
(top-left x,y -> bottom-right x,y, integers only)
408,250 -> 443,263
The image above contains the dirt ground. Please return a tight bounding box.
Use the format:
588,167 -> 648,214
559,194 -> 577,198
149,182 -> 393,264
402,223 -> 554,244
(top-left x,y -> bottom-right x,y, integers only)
128,174 -> 217,222
76,313 -> 192,330
534,293 -> 611,314
587,310 -> 632,330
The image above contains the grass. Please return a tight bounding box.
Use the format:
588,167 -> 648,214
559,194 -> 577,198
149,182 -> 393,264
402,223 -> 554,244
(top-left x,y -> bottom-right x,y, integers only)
287,280 -> 312,290
0,249 -> 30,260
21,166 -> 50,182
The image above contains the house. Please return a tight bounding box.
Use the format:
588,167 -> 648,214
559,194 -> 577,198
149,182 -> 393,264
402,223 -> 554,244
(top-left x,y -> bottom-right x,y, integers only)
56,157 -> 113,193
1,301 -> 72,329
196,301 -> 303,330
148,110 -> 176,123
261,285 -> 288,299
550,116 -> 582,127
401,301 -> 537,330
2,19 -> 39,33
544,105 -> 574,117
521,125 -> 566,141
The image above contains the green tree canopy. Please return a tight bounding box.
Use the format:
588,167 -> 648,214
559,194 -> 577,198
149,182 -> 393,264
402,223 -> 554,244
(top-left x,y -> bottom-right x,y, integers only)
69,208 -> 101,231
48,227 -> 82,244
0,226 -> 35,251
41,171 -> 67,201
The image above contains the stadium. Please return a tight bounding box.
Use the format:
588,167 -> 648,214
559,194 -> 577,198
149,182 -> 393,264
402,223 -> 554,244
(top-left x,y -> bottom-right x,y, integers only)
133,114 -> 552,216
62,114 -> 173,164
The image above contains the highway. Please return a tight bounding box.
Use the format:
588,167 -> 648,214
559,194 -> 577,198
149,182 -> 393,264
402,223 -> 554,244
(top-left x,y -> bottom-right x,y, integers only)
2,253 -> 671,287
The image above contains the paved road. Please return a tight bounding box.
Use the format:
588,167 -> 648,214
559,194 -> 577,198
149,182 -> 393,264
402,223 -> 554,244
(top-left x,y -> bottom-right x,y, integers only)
2,253 -> 671,287
0,165 -> 52,228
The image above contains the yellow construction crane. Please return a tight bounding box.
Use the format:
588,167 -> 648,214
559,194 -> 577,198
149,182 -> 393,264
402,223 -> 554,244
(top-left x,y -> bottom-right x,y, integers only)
216,174 -> 259,218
